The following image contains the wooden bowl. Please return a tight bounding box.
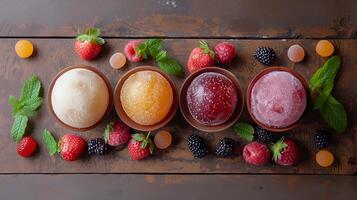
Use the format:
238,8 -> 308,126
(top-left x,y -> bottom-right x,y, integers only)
114,66 -> 178,131
47,65 -> 113,132
246,66 -> 309,132
180,67 -> 244,132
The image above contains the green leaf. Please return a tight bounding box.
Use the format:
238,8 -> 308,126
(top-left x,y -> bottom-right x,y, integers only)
136,43 -> 149,59
103,122 -> 114,143
23,96 -> 43,111
8,96 -> 20,116
11,115 -> 28,143
233,122 -> 254,142
92,37 -> 105,45
133,133 -> 145,142
157,57 -> 183,76
42,129 -> 59,156
86,28 -> 101,37
199,40 -> 215,59
319,95 -> 347,133
270,137 -> 288,161
19,75 -> 42,102
309,56 -> 340,109
146,39 -> 162,57
76,34 -> 90,42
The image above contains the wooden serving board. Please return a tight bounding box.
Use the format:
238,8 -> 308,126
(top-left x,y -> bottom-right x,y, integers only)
0,39 -> 356,174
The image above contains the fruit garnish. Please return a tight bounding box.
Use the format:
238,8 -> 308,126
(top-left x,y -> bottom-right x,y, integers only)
243,141 -> 271,166
316,149 -> 334,167
109,52 -> 126,69
254,126 -> 273,143
42,130 -> 86,161
88,138 -> 108,155
215,138 -> 236,158
15,40 -> 34,58
253,47 -> 276,66
314,130 -> 330,149
129,39 -> 183,76
8,75 -> 43,143
270,137 -> 300,166
186,134 -> 208,158
124,40 -> 144,62
233,122 -> 254,142
315,40 -> 334,57
154,130 -> 172,149
103,120 -> 131,147
75,27 -> 105,60
287,44 -> 305,63
187,40 -> 216,73
309,56 -> 347,132
128,132 -> 154,160
214,42 -> 236,65
17,136 -> 37,157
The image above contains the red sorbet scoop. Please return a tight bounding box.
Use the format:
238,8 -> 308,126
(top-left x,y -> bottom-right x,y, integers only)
186,72 -> 238,126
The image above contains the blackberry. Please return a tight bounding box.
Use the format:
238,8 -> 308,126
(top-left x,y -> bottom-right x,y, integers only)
215,138 -> 235,158
254,126 -> 273,143
253,47 -> 277,66
88,138 -> 108,155
314,130 -> 329,149
187,134 -> 208,158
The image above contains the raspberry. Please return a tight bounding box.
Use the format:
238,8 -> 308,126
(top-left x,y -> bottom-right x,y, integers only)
214,42 -> 236,64
243,142 -> 271,166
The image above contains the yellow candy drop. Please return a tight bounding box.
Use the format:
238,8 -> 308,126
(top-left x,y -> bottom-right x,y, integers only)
315,40 -> 334,57
15,40 -> 34,58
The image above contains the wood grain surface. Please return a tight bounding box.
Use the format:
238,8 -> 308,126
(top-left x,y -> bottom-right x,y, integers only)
0,0 -> 356,38
0,39 -> 356,174
0,174 -> 356,200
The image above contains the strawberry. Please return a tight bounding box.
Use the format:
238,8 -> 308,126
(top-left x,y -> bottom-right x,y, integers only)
74,27 -> 105,60
124,40 -> 144,62
128,132 -> 154,160
17,136 -> 37,157
271,137 -> 300,166
214,42 -> 236,64
187,40 -> 216,73
43,130 -> 87,161
104,119 -> 131,147
243,141 -> 271,166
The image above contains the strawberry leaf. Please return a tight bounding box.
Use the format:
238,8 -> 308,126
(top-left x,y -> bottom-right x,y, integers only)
87,28 -> 100,37
103,122 -> 114,143
133,133 -> 145,142
42,129 -> 59,156
270,137 -> 288,161
92,37 -> 105,45
199,40 -> 215,59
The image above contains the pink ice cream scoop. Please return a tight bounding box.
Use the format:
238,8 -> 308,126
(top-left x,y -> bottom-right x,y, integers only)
250,71 -> 306,128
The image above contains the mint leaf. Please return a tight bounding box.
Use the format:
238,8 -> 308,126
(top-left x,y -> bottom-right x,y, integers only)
146,39 -> 162,57
309,56 -> 340,109
319,95 -> 347,133
233,122 -> 254,141
23,96 -> 43,111
42,129 -> 59,156
157,57 -> 183,76
11,115 -> 28,143
19,75 -> 42,102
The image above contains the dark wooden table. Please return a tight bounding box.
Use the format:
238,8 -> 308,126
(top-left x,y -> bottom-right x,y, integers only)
0,0 -> 356,199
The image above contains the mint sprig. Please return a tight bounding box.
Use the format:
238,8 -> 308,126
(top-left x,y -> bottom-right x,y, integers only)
309,56 -> 347,133
8,75 -> 43,142
135,39 -> 183,76
233,122 -> 254,142
42,129 -> 60,156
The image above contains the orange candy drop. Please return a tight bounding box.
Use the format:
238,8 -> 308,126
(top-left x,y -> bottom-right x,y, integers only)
316,149 -> 334,167
154,130 -> 172,149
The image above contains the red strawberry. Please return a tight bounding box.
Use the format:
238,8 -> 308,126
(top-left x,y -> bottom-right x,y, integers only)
243,141 -> 271,166
271,137 -> 300,166
187,40 -> 216,73
17,136 -> 37,157
214,42 -> 236,64
104,119 -> 131,147
128,132 -> 154,160
43,130 -> 87,161
124,40 -> 144,62
59,134 -> 87,161
74,27 -> 105,60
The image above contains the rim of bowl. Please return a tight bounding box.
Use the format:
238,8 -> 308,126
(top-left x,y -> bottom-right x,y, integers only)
179,67 -> 244,133
47,65 -> 113,132
246,66 -> 309,132
113,66 -> 178,131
